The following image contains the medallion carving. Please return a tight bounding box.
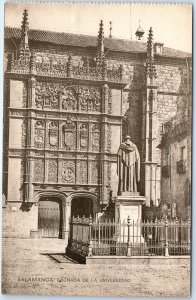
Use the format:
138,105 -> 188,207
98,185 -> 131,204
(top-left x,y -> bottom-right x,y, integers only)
79,123 -> 88,150
34,120 -> 45,148
62,117 -> 76,150
49,121 -> 58,149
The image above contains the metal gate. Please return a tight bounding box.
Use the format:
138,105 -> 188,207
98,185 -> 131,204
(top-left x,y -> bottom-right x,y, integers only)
38,199 -> 63,238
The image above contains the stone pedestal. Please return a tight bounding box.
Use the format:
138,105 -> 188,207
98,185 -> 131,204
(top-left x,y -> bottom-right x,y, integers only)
115,192 -> 146,243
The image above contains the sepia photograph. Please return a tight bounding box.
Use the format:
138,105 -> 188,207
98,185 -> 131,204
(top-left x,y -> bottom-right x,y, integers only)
1,2 -> 192,297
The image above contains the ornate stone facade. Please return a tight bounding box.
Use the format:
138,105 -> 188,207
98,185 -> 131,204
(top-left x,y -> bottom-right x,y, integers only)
3,11 -> 192,239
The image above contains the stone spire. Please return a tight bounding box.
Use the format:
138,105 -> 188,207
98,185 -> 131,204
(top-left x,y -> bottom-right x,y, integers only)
19,9 -> 30,59
96,20 -> 105,66
146,27 -> 156,80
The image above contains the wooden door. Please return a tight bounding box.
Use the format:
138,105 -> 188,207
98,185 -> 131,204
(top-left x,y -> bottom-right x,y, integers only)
38,199 -> 62,238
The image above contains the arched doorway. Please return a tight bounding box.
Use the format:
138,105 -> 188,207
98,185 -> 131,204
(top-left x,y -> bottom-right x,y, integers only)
38,197 -> 63,238
71,196 -> 94,218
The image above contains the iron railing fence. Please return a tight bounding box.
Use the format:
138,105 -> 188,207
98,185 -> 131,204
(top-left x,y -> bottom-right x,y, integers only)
67,216 -> 191,257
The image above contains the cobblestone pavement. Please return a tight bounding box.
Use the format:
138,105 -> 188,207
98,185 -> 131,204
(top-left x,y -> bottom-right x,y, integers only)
2,238 -> 190,296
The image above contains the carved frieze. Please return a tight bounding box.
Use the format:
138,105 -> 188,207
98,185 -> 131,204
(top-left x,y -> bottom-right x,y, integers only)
34,159 -> 44,182
62,161 -> 75,183
48,159 -> 58,182
34,120 -> 45,148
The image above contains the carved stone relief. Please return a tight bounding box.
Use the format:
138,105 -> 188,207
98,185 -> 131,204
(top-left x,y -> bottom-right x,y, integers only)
92,124 -> 100,152
49,121 -> 58,149
91,161 -> 99,184
62,161 -> 75,184
34,159 -> 44,182
79,86 -> 101,112
62,118 -> 76,150
35,82 -> 59,109
34,120 -> 45,148
61,88 -> 78,111
78,161 -> 87,184
48,159 -> 58,182
79,123 -> 88,150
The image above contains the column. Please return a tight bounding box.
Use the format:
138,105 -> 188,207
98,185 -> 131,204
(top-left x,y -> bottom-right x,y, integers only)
62,201 -> 71,243
25,157 -> 34,202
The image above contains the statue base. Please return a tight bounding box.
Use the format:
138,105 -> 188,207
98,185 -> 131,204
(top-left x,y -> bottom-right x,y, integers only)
115,192 -> 146,243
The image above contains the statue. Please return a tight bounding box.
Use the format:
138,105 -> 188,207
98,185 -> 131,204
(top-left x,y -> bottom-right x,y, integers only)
117,135 -> 140,194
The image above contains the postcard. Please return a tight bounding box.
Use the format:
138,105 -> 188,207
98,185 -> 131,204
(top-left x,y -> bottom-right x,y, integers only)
2,2 -> 192,296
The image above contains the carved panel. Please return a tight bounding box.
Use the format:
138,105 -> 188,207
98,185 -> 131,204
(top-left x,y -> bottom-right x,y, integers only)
78,161 -> 87,184
79,86 -> 101,112
34,159 -> 44,182
35,82 -> 59,109
91,161 -> 99,184
48,159 -> 58,182
62,118 -> 76,150
34,121 -> 45,149
79,123 -> 88,151
62,161 -> 75,184
61,88 -> 78,111
91,124 -> 100,152
49,121 -> 58,149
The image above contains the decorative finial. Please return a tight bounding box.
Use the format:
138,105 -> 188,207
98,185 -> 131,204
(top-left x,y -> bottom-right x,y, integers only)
19,9 -> 30,59
146,27 -> 157,80
135,20 -> 145,41
96,20 -> 105,66
147,27 -> 154,58
109,21 -> 112,38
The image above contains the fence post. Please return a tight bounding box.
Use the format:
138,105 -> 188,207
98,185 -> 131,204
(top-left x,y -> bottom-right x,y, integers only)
127,216 -> 131,257
164,216 -> 169,257
88,215 -> 93,257
98,218 -> 101,247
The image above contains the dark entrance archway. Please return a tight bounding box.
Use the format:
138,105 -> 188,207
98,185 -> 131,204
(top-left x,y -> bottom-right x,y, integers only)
71,196 -> 93,218
38,197 -> 63,238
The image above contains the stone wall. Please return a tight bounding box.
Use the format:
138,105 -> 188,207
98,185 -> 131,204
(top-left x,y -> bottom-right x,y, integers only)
161,134 -> 191,219
2,203 -> 38,238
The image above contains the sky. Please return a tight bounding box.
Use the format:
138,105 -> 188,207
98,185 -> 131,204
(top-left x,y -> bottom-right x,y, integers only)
4,3 -> 192,53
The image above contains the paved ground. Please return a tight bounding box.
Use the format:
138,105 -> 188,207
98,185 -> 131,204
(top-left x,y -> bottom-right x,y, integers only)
1,238 -> 190,296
